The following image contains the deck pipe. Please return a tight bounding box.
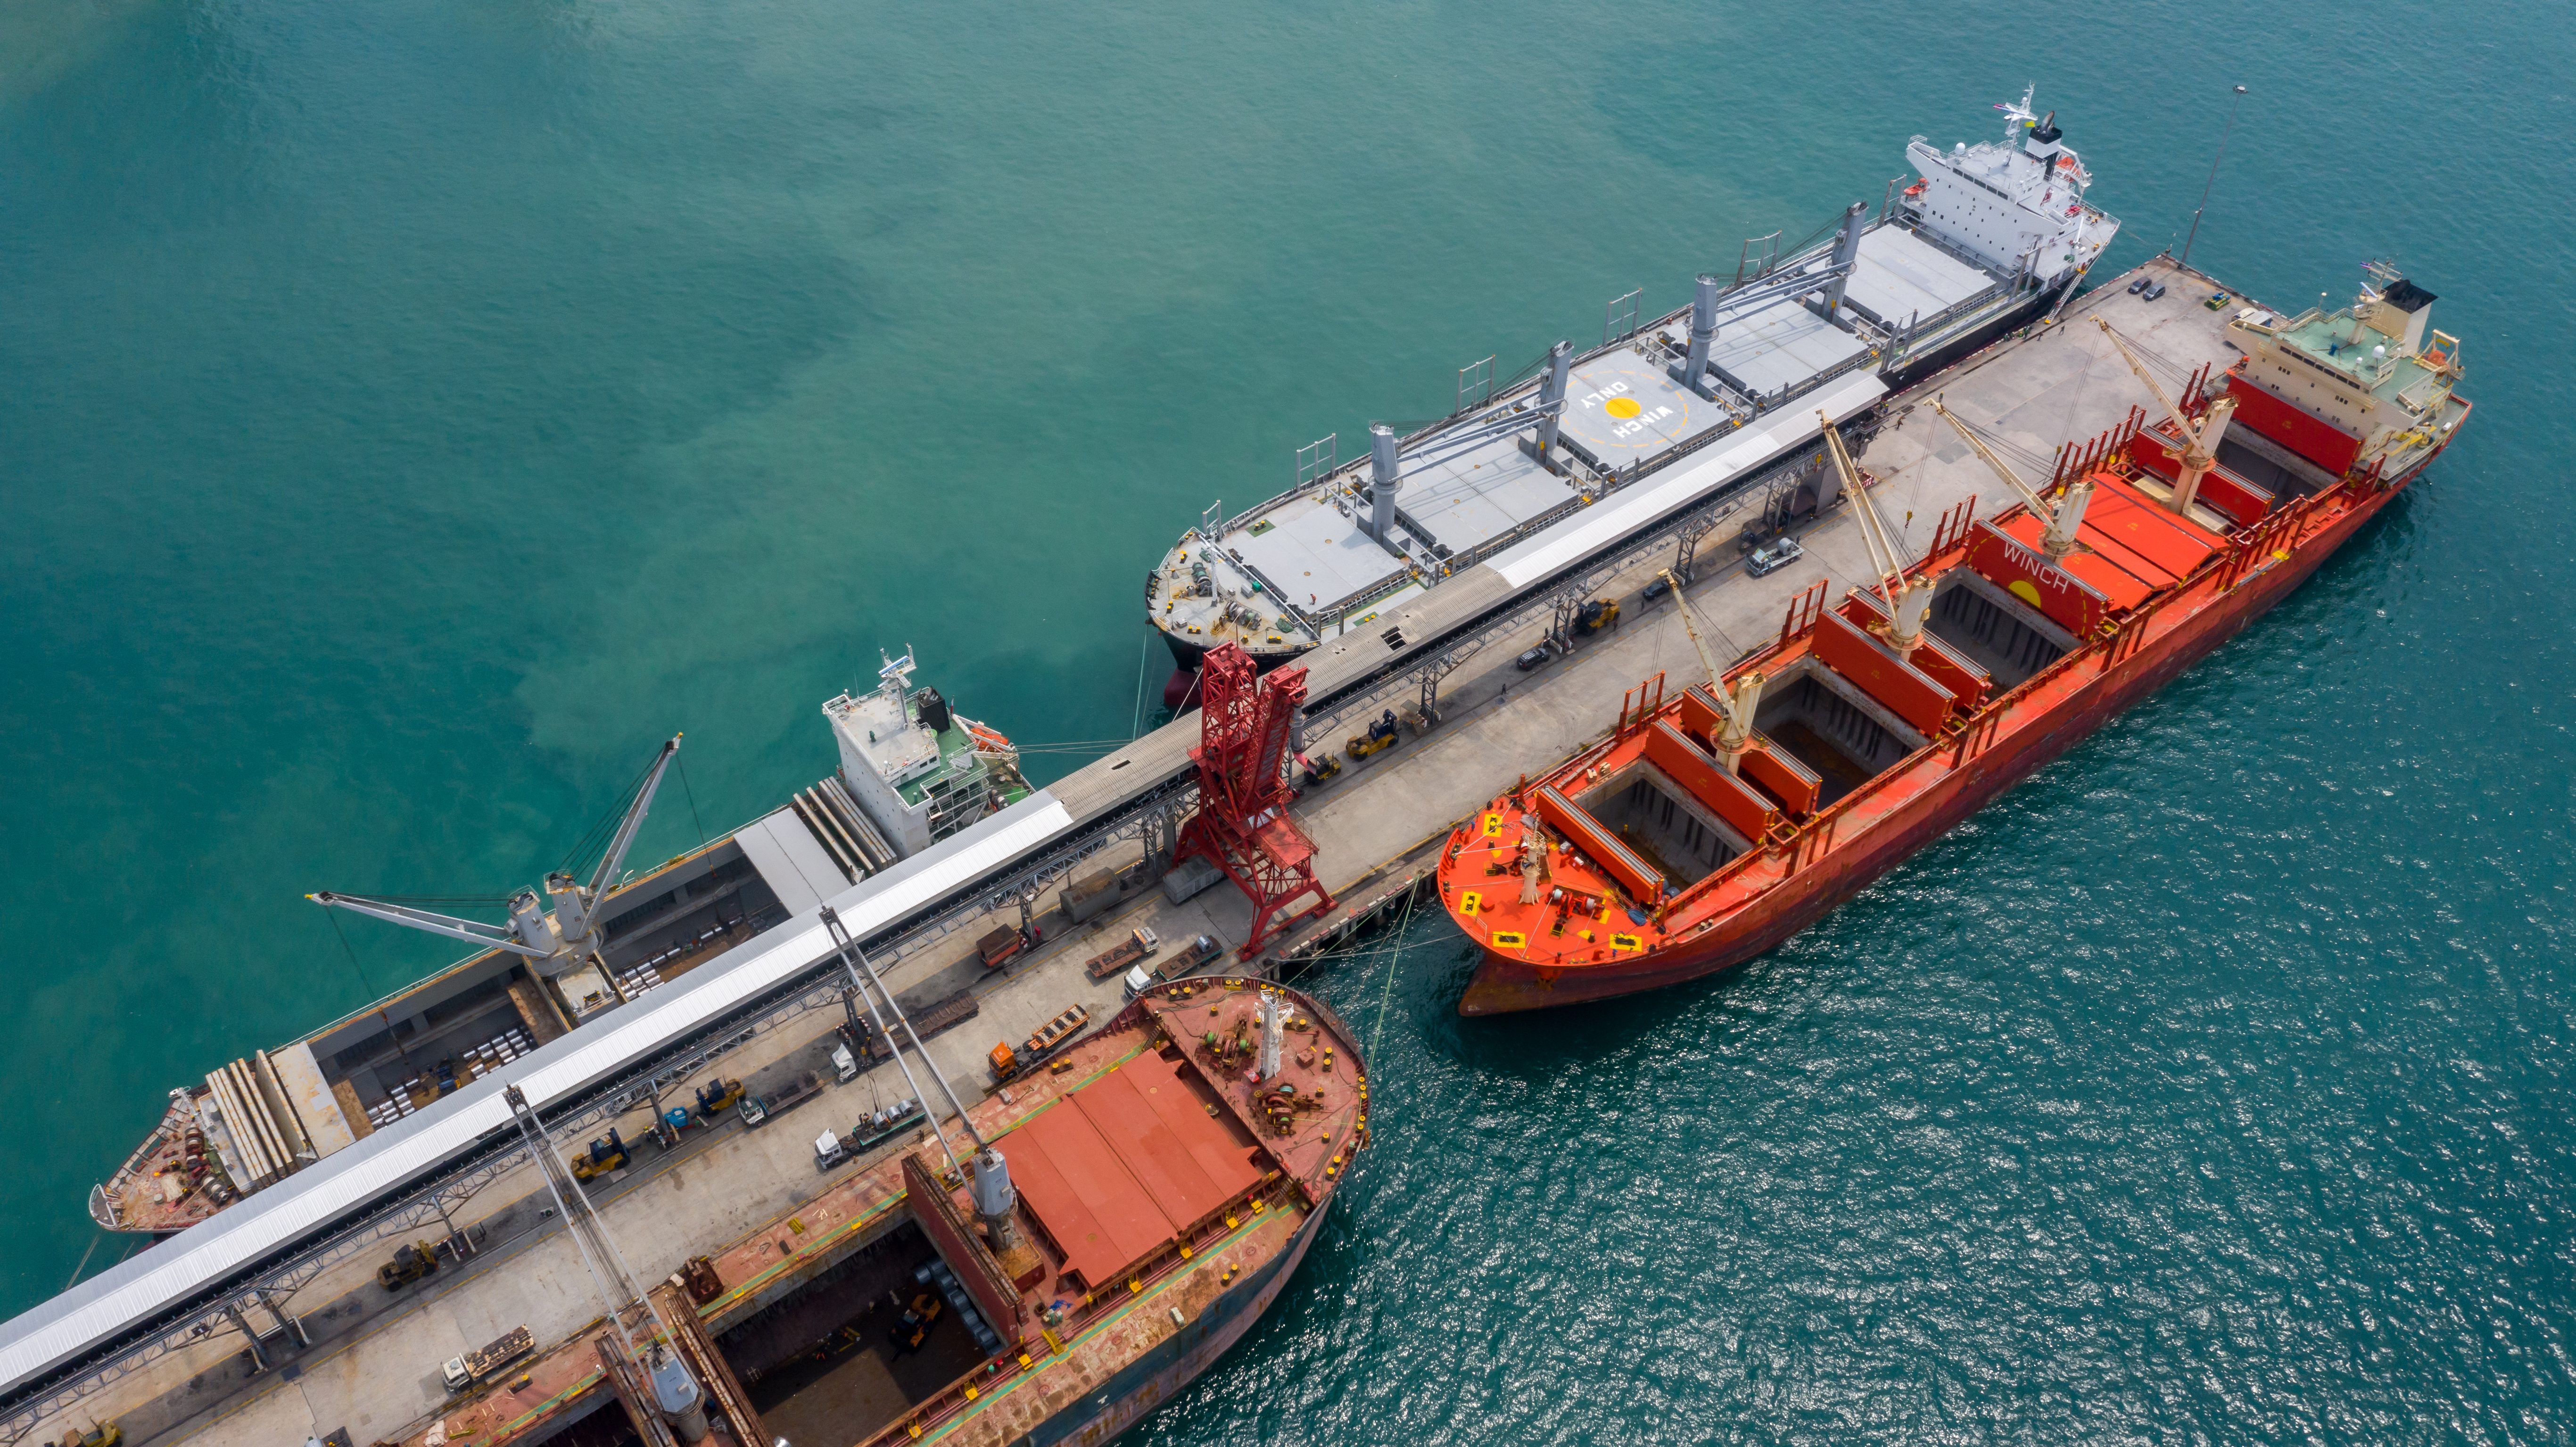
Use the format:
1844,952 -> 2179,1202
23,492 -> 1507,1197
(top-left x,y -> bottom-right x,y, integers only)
1678,274 -> 1721,397
1535,340 -> 1573,461
1258,990 -> 1283,1079
1367,423 -> 1401,545
1822,201 -> 1869,321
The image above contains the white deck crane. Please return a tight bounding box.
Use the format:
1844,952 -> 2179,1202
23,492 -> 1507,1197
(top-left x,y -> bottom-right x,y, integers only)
1817,410 -> 1933,660
503,1082 -> 709,1445
2092,316 -> 2239,521
311,735 -> 683,986
1927,397 -> 2093,563
1660,568 -> 1764,775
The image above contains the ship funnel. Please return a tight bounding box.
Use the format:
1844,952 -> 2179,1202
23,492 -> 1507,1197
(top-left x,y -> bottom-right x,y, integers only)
1822,202 -> 1868,321
970,1146 -> 1020,1249
1676,274 -> 1721,398
646,1348 -> 710,1443
1366,423 -> 1401,546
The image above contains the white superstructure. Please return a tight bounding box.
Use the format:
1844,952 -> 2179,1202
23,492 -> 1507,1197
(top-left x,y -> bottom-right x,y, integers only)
1902,86 -> 2113,291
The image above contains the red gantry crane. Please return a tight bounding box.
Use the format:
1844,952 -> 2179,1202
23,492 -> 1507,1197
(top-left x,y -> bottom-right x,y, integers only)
1174,643 -> 1334,958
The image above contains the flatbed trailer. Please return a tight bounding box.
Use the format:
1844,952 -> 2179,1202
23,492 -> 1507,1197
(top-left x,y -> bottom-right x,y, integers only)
1082,927 -> 1161,980
739,1071 -> 825,1128
441,1325 -> 533,1392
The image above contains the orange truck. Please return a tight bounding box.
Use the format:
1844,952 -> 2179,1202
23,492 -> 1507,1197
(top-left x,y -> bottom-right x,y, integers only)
987,1005 -> 1091,1083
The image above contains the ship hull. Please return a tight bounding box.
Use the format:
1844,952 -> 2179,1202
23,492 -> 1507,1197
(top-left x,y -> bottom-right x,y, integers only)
1876,274 -> 2074,393
1459,452 -> 2429,1017
999,1202 -> 1328,1446
1159,628 -> 1307,674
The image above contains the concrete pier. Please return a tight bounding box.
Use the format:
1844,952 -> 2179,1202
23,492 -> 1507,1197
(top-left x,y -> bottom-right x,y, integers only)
28,256 -> 2258,1447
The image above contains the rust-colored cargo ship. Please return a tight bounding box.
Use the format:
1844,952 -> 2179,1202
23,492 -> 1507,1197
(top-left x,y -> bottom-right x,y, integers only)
1441,266 -> 2468,1014
383,975 -> 1367,1447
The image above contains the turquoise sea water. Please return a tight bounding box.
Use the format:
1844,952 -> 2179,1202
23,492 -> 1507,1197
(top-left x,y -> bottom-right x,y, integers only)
4,0 -> 2570,1438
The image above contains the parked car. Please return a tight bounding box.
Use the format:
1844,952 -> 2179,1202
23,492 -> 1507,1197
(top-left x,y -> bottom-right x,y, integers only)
2128,276 -> 2151,294
1514,643 -> 1552,672
1640,576 -> 1673,603
1746,537 -> 1804,577
2141,281 -> 2167,302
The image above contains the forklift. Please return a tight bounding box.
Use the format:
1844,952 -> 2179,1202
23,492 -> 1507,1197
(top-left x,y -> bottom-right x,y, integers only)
568,1127 -> 628,1182
1346,709 -> 1401,760
1569,598 -> 1620,638
694,1078 -> 745,1121
888,1290 -> 944,1356
377,1239 -> 440,1291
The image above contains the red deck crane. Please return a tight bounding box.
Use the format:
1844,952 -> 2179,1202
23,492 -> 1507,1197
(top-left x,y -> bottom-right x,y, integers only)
1174,643 -> 1334,958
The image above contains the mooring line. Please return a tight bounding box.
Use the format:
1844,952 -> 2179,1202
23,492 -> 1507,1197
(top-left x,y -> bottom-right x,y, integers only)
1130,632 -> 1152,740
1367,887 -> 1420,1059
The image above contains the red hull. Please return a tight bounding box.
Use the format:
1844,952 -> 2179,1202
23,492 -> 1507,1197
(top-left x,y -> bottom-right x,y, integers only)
1457,454 -> 2431,1017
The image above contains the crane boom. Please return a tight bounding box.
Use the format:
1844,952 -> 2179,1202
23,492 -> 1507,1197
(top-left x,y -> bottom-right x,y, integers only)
587,734 -> 681,901
308,891 -> 555,961
1817,410 -> 1935,658
1927,397 -> 2093,562
2091,317 -> 2196,440
1928,398 -> 2046,514
2090,317 -> 2239,519
1817,411 -> 1901,598
1660,569 -> 1727,692
1662,569 -> 1764,774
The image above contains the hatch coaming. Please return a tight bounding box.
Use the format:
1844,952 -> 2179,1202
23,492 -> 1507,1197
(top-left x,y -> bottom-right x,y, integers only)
1441,461 -> 2265,950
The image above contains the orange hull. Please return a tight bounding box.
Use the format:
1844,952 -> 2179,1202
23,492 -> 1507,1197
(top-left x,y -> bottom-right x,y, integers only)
1445,435 -> 2450,1017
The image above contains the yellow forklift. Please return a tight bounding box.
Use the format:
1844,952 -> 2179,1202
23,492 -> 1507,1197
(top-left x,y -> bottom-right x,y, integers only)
568,1127 -> 628,1182
377,1240 -> 440,1291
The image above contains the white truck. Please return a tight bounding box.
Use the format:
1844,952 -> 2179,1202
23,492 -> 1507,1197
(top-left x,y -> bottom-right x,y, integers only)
441,1325 -> 534,1393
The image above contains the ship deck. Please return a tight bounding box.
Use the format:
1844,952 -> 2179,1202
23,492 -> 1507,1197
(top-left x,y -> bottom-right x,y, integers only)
1152,212 -> 2029,658
172,982 -> 1364,1447
12,256 -> 2262,1447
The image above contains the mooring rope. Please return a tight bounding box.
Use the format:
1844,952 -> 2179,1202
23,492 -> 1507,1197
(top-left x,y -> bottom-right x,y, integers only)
1367,886 -> 1422,1059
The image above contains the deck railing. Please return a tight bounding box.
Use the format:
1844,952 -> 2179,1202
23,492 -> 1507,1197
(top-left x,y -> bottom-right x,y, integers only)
1626,464 -> 2354,931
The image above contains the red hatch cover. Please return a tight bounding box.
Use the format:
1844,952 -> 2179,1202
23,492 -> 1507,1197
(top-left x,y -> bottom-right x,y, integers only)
1007,1047 -> 1260,1291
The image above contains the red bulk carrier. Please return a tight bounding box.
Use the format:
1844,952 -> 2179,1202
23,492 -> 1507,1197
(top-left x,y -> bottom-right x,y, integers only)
1442,266 -> 2469,1015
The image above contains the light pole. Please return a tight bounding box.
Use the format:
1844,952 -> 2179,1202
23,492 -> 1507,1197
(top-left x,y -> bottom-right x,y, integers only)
2180,85 -> 2248,270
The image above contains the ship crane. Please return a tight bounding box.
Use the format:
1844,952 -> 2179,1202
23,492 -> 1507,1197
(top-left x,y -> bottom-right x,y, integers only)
2092,316 -> 2238,519
503,1082 -> 709,1444
1817,410 -> 1933,659
1926,397 -> 2093,562
311,735 -> 682,986
1660,569 -> 1764,775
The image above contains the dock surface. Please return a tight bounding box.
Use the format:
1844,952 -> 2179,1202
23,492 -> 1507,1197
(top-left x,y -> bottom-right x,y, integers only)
27,255 -> 2253,1447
